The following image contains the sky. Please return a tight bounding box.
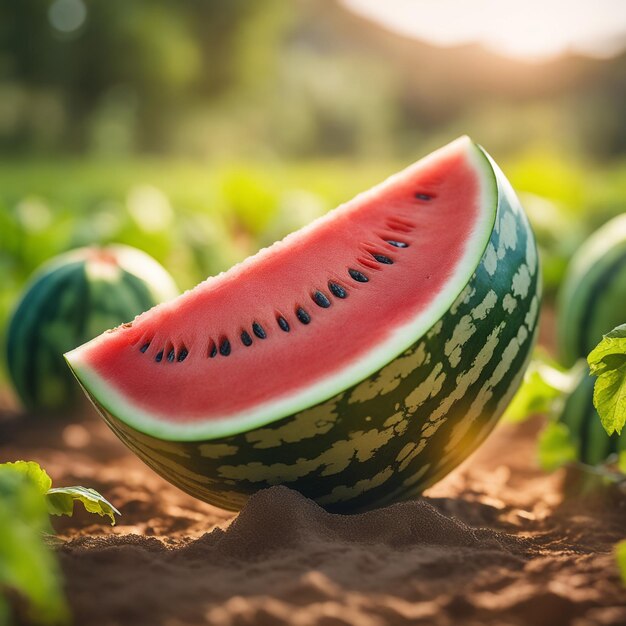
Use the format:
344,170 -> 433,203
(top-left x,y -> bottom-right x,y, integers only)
341,0 -> 626,61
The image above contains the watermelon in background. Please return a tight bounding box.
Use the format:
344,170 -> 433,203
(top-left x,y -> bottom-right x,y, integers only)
554,213 -> 626,466
557,213 -> 626,367
6,245 -> 179,414
66,138 -> 541,512
558,370 -> 625,467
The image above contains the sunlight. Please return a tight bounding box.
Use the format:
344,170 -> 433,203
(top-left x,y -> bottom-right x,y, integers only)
342,0 -> 626,61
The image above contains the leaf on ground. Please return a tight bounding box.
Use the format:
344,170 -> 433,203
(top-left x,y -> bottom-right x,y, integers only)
588,324 -> 626,436
537,421 -> 578,472
1,461 -> 52,495
46,486 -> 120,526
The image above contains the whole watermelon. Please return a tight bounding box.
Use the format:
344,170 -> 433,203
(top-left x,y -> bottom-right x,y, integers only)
557,213 -> 626,367
6,245 -> 178,414
558,369 -> 624,467
556,213 -> 626,465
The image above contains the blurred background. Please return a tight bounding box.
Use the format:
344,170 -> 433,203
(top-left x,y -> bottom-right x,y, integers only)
1,0 -> 625,395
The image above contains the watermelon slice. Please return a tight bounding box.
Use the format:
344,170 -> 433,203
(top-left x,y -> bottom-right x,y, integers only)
66,137 -> 540,511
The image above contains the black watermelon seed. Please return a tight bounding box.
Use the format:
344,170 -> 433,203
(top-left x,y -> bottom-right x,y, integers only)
348,268 -> 369,283
252,322 -> 266,339
312,290 -> 331,308
328,282 -> 347,298
219,339 -> 231,356
209,343 -> 217,358
155,350 -> 163,363
296,307 -> 311,324
140,342 -> 150,353
167,349 -> 175,362
277,316 -> 290,332
177,349 -> 188,362
373,254 -> 393,265
241,330 -> 253,346
415,192 -> 432,201
387,240 -> 408,248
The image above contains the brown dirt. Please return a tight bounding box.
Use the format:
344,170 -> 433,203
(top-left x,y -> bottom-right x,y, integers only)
1,407 -> 625,626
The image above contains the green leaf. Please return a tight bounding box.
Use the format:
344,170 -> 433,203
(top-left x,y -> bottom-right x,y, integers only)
618,451 -> 626,475
46,486 -> 120,526
617,541 -> 626,586
0,466 -> 69,625
0,462 -> 117,623
503,353 -> 579,423
588,324 -> 626,436
1,461 -> 120,526
1,461 -> 52,495
537,422 -> 578,472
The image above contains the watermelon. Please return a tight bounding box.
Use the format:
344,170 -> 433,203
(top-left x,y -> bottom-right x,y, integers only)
558,369 -> 624,466
7,245 -> 178,413
555,213 -> 626,466
66,138 -> 540,512
557,213 -> 626,367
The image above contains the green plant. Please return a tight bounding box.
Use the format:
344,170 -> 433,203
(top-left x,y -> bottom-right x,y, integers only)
510,328 -> 626,587
505,331 -> 625,479
0,461 -> 119,625
503,348 -> 580,424
536,421 -> 579,472
588,323 -> 626,437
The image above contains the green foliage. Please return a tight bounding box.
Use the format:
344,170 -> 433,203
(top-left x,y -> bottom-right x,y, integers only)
0,158 -> 394,387
588,324 -> 626,436
1,0 -> 261,154
2,460 -> 53,494
503,328 -> 626,477
537,422 -> 578,472
528,327 -> 626,476
503,352 -> 576,423
47,486 -> 120,526
2,461 -> 119,526
1,154 -> 623,387
0,461 -> 119,623
2,1 -> 625,161
0,463 -> 68,625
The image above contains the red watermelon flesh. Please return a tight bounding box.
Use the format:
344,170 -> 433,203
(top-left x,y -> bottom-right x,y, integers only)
66,137 -> 496,440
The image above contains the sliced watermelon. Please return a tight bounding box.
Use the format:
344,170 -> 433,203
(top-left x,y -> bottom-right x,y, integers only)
66,137 -> 540,511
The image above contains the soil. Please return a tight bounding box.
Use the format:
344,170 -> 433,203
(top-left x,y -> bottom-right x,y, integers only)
1,405 -> 625,626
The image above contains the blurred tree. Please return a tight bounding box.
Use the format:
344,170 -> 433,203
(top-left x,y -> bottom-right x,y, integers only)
0,0 -> 261,153
0,0 -> 624,159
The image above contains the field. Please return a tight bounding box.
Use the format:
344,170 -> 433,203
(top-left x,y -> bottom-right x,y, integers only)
2,2 -> 626,624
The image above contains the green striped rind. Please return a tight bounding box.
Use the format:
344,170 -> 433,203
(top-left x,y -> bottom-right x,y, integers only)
557,214 -> 626,366
558,368 -> 624,466
6,246 -> 178,412
87,156 -> 541,512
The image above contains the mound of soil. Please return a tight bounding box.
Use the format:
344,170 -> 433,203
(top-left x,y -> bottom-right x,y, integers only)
1,408 -> 625,626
